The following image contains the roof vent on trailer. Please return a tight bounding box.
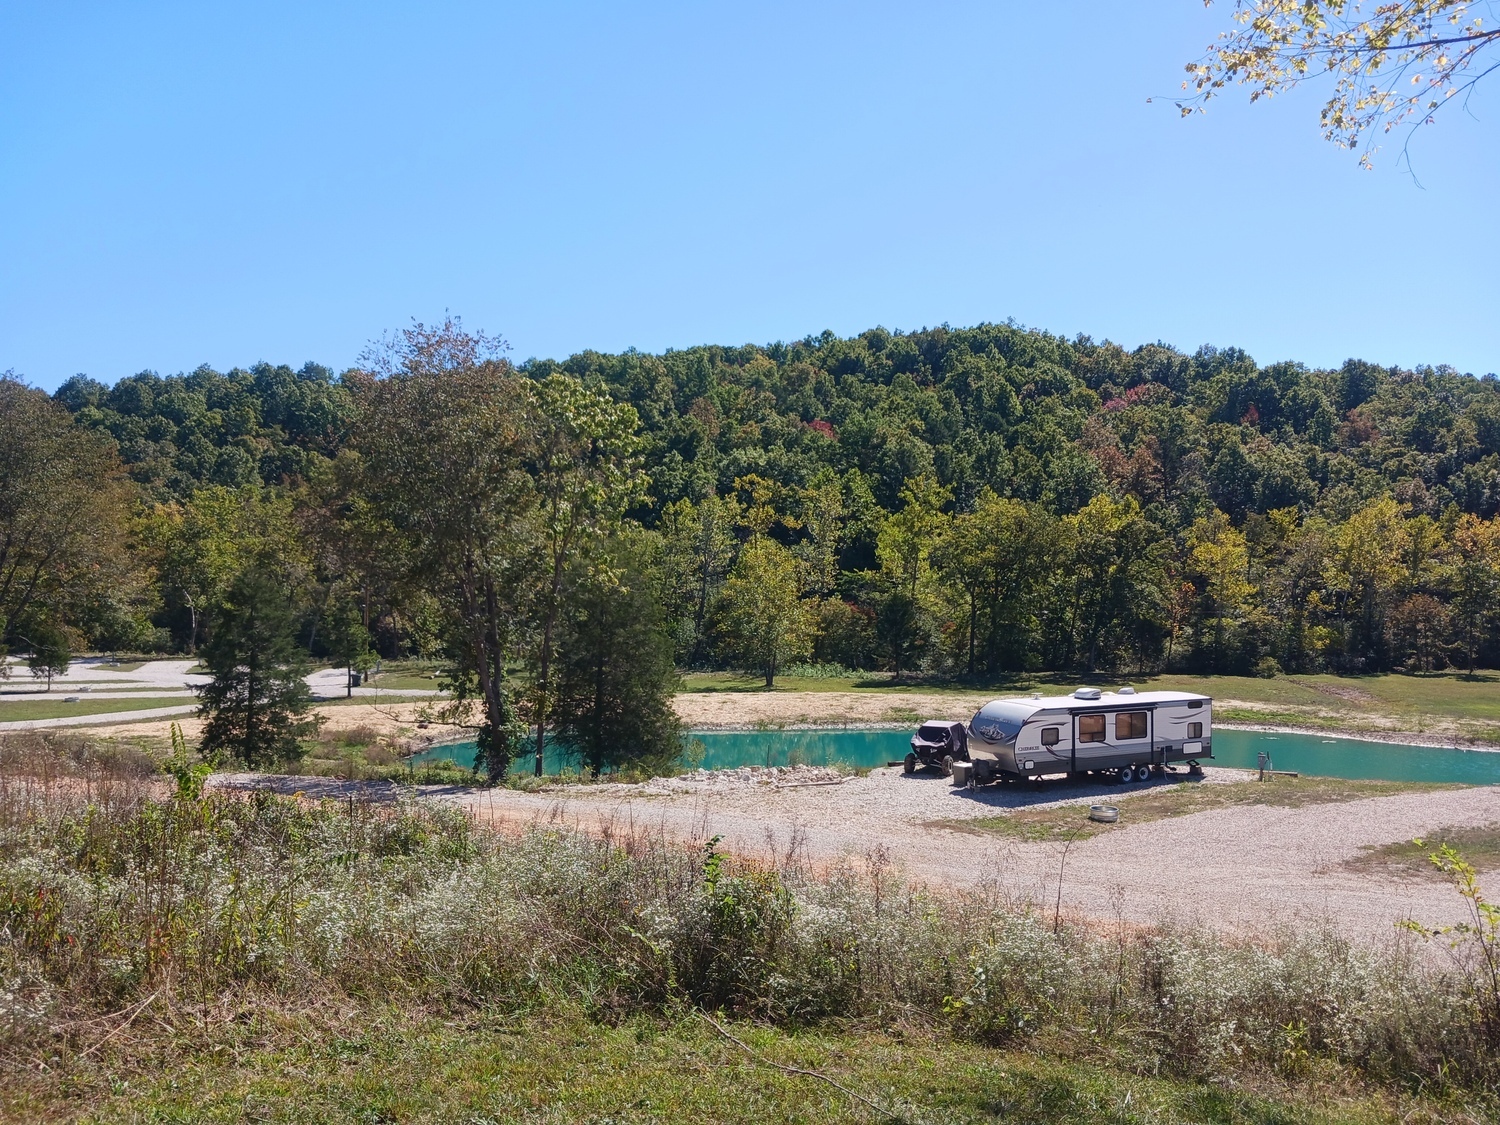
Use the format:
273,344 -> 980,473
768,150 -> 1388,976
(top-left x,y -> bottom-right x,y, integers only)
1073,687 -> 1102,700
1118,686 -> 1137,695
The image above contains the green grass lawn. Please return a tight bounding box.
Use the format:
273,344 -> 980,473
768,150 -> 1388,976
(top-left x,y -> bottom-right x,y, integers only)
318,693 -> 441,707
3,1007 -> 1456,1125
0,696 -> 191,721
1343,823 -> 1500,881
361,671 -> 447,692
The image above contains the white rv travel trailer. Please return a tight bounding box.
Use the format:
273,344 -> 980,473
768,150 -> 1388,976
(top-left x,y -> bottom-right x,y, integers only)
952,687 -> 1211,787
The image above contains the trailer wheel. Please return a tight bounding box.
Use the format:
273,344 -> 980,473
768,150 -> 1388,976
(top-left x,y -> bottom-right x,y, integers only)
1135,764 -> 1153,783
1117,766 -> 1135,783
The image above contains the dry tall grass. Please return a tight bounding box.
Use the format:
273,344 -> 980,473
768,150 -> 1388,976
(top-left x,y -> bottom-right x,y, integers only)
0,730 -> 1495,1101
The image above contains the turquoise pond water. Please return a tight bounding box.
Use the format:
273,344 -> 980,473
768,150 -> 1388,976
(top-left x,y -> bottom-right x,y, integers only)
408,727 -> 1500,785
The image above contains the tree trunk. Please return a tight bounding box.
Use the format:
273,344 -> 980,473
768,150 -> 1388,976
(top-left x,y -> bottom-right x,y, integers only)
967,592 -> 977,677
534,552 -> 566,777
184,591 -> 198,655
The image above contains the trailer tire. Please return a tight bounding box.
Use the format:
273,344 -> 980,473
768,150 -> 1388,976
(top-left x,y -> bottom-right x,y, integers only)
1117,766 -> 1134,783
1135,764 -> 1153,782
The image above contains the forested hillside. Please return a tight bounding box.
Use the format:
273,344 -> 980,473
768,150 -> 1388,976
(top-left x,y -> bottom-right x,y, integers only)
9,321 -> 1500,710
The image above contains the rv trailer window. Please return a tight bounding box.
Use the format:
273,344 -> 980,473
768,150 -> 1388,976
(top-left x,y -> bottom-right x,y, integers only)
1040,726 -> 1060,746
1077,715 -> 1105,743
1187,700 -> 1203,710
1115,711 -> 1148,740
1188,722 -> 1202,739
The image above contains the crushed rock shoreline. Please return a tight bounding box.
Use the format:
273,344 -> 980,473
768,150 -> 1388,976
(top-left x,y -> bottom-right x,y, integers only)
1213,720 -> 1499,751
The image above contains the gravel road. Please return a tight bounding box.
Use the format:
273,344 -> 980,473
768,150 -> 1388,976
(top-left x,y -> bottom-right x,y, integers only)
215,765 -> 1500,943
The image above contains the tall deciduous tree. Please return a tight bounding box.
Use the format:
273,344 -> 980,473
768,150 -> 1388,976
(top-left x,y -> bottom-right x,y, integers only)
1186,509 -> 1257,671
352,319 -> 534,779
934,492 -> 1059,676
551,534 -> 682,777
795,472 -> 846,598
658,494 -> 742,664
521,375 -> 645,777
1446,513 -> 1500,675
323,593 -> 375,697
198,569 -> 318,768
1184,1 -> 1500,166
1063,495 -> 1165,673
874,475 -> 951,597
139,485 -> 307,652
715,536 -> 815,687
1324,497 -> 1406,666
0,377 -> 135,653
23,617 -> 71,691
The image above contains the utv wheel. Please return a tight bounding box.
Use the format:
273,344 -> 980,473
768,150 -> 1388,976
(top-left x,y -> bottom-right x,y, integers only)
942,754 -> 955,777
903,753 -> 917,775
1135,764 -> 1153,782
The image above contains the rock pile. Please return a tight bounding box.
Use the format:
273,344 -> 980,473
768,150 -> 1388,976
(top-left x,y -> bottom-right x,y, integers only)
634,763 -> 847,795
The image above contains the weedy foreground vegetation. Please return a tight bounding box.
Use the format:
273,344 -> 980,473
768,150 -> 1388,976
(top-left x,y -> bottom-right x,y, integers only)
2,733 -> 1498,1124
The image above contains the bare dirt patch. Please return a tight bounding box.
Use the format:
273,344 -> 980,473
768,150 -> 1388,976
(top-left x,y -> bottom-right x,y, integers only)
673,690 -> 993,729
1301,680 -> 1380,705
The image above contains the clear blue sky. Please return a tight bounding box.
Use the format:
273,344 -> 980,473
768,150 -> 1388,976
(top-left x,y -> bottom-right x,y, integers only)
2,1 -> 1496,391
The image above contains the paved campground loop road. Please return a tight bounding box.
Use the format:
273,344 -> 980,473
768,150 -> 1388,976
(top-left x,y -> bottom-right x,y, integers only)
0,657 -> 444,730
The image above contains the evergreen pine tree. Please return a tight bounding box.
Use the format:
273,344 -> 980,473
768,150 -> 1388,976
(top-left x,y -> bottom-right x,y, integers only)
551,544 -> 682,777
198,569 -> 318,768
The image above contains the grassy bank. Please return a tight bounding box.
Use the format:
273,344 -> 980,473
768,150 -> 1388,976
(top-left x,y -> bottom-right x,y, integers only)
681,669 -> 1500,744
1345,824 -> 1500,881
0,696 -> 191,722
2,733 -> 1497,1123
3,1006 -> 1458,1124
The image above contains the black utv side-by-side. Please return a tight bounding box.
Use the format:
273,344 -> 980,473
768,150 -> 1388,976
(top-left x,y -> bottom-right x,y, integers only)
905,720 -> 969,776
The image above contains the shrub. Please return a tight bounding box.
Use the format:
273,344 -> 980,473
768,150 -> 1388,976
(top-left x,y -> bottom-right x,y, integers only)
0,735 -> 1496,1095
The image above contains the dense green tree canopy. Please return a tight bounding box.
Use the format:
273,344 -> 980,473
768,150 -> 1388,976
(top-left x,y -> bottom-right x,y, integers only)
21,319 -> 1500,685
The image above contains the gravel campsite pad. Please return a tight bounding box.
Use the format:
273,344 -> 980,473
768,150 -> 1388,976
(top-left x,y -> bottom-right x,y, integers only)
449,764 -> 1500,944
